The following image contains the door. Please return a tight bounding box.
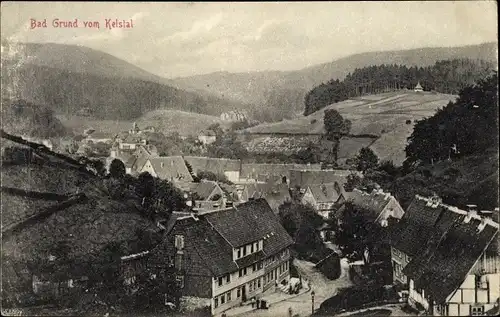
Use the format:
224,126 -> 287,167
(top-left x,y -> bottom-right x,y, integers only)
241,285 -> 247,302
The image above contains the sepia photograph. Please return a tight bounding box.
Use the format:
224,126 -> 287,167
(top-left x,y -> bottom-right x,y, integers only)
0,1 -> 498,317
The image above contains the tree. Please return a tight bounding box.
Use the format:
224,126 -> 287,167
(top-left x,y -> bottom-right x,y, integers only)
207,123 -> 225,138
355,147 -> 379,173
323,109 -> 351,164
109,159 -> 126,178
150,179 -> 186,218
88,159 -> 107,177
278,202 -> 331,263
405,72 -> 498,166
335,202 -> 379,261
136,172 -> 155,198
344,172 -> 363,192
197,170 -> 232,184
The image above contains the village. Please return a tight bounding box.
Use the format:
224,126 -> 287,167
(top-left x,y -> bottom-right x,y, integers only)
2,106 -> 499,317
1,2 -> 498,317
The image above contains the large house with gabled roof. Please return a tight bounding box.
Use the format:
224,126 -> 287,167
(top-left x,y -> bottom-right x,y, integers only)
140,156 -> 194,183
335,187 -> 405,227
390,195 -> 499,316
301,182 -> 345,218
159,199 -> 293,316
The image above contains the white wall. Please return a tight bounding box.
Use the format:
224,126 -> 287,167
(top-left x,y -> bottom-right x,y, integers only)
224,171 -> 240,183
140,160 -> 157,177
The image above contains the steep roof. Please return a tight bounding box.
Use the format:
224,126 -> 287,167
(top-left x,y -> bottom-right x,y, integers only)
146,156 -> 193,182
307,183 -> 343,203
183,156 -> 241,175
240,163 -> 321,180
289,169 -> 358,188
189,181 -> 219,200
391,195 -> 459,257
204,199 -> 293,253
344,188 -> 393,221
166,199 -> 293,276
402,209 -> 498,303
166,216 -> 237,277
243,183 -> 292,212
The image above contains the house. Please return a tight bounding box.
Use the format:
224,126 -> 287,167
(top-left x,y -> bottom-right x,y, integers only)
335,187 -> 405,227
183,156 -> 241,184
390,195 -> 456,287
301,182 -> 345,218
188,180 -> 227,211
391,195 -> 499,316
289,169 -> 360,189
414,82 -> 424,92
198,130 -> 217,145
160,199 -> 294,316
84,131 -> 116,144
239,163 -> 321,184
109,144 -> 158,175
239,183 -> 292,213
140,156 -> 194,183
117,134 -> 147,151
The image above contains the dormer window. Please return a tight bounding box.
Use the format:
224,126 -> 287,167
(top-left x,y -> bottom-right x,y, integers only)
175,235 -> 184,250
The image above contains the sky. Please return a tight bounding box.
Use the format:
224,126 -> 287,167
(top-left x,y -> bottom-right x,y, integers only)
1,1 -> 498,78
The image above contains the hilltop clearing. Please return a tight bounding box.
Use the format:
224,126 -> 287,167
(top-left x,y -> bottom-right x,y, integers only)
243,91 -> 457,165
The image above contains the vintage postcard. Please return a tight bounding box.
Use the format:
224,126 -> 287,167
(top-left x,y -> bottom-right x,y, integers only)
1,1 -> 498,317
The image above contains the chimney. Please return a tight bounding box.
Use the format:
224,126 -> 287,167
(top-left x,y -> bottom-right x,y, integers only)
466,204 -> 478,216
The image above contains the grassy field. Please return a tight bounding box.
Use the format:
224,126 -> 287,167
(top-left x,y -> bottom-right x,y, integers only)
245,91 -> 457,165
57,110 -> 229,137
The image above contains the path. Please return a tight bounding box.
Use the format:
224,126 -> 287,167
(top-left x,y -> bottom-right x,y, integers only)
230,257 -> 352,317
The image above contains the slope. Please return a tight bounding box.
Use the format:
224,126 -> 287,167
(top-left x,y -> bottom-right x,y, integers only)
0,41 -> 248,120
58,109 -> 228,137
170,42 -> 497,106
243,91 -> 457,165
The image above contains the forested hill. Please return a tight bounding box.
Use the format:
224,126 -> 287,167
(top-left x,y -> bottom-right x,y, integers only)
405,72 -> 498,166
304,59 -> 495,115
1,99 -> 70,138
0,42 -> 251,120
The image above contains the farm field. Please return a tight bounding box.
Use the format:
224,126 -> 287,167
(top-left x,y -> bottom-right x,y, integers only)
244,91 -> 457,165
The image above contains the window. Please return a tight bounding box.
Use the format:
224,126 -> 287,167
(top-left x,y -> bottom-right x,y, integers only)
471,306 -> 484,316
174,235 -> 184,250
175,275 -> 185,288
237,249 -> 241,258
251,244 -> 254,253
239,269 -> 243,277
214,297 -> 219,308
249,282 -> 253,292
221,294 -> 225,304
252,263 -> 257,272
227,291 -> 231,301
237,287 -> 241,298
243,246 -> 247,256
218,277 -> 223,287
258,278 -> 261,288
475,275 -> 488,289
258,261 -> 263,270
226,274 -> 230,283
243,267 -> 247,275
